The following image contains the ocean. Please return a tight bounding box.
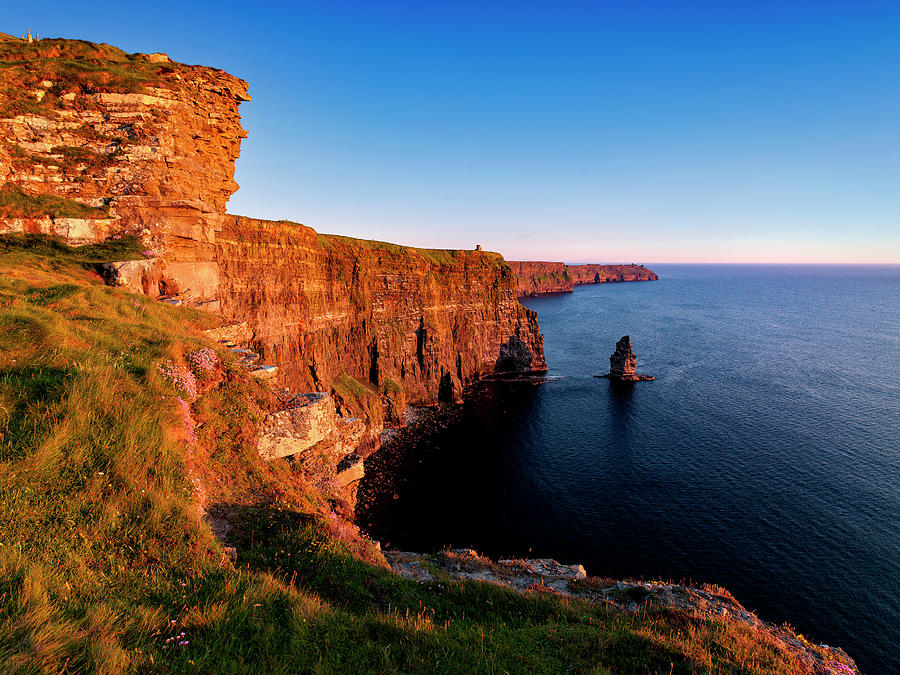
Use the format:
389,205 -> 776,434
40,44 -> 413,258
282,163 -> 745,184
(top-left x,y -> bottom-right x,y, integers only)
361,264 -> 900,672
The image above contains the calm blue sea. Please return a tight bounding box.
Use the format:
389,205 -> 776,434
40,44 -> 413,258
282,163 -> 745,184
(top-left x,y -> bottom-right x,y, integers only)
371,265 -> 900,672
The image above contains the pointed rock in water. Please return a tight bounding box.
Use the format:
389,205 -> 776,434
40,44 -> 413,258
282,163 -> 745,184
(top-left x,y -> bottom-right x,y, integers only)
602,335 -> 654,382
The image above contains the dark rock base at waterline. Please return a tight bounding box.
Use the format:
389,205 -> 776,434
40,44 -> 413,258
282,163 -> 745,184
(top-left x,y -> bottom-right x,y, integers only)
595,374 -> 655,382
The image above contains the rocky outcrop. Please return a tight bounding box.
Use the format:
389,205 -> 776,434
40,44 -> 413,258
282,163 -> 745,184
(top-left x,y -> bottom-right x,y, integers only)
602,335 -> 653,382
0,36 -> 249,268
387,549 -> 860,675
509,261 -> 658,297
257,393 -> 364,461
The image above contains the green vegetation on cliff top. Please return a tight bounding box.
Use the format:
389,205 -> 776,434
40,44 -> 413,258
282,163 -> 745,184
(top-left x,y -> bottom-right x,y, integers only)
0,36 -> 171,117
317,231 -> 507,268
0,243 -> 839,673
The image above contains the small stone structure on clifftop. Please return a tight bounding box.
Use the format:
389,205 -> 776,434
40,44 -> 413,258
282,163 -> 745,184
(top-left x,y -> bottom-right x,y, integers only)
600,335 -> 654,383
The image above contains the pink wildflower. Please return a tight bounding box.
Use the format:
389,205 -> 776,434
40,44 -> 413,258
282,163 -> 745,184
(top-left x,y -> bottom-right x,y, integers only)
157,361 -> 198,400
186,348 -> 219,379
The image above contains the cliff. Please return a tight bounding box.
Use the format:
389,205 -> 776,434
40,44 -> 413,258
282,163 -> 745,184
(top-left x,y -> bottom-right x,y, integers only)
0,35 -> 249,289
0,36 -> 545,418
507,260 -> 572,295
509,260 -> 658,297
568,263 -> 659,285
215,217 -> 546,412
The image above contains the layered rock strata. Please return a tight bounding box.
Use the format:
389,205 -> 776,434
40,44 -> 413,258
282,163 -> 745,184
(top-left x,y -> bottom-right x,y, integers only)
215,218 -> 546,409
568,263 -> 658,285
0,36 -> 249,273
508,260 -> 658,297
506,261 -> 571,296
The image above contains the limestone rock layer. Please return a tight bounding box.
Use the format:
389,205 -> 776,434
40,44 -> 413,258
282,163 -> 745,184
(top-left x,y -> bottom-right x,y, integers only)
0,37 -> 249,258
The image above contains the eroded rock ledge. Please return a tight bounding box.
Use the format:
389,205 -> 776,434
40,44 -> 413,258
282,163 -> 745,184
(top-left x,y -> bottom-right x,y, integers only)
388,549 -> 860,674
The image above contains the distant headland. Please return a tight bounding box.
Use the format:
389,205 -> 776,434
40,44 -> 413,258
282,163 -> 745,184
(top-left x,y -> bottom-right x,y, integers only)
508,261 -> 658,297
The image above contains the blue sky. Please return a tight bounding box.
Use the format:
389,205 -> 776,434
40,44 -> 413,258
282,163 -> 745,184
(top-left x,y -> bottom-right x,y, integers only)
6,1 -> 900,262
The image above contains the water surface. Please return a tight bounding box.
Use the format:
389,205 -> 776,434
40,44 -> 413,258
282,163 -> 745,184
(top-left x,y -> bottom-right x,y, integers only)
364,264 -> 900,672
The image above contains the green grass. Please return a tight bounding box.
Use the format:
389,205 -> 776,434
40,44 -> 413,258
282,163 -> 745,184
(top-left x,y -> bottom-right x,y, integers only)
47,144 -> 123,170
0,235 -> 835,673
533,272 -> 570,284
0,184 -> 111,219
0,37 -> 171,118
332,371 -> 373,400
316,231 -> 507,268
0,233 -> 144,265
380,378 -> 403,396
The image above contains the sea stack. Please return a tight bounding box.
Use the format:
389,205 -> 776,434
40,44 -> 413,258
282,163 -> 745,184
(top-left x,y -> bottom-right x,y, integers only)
605,335 -> 654,382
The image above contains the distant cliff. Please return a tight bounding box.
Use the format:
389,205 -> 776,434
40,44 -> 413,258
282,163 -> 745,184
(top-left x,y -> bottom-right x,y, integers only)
508,260 -> 658,297
506,261 -> 571,296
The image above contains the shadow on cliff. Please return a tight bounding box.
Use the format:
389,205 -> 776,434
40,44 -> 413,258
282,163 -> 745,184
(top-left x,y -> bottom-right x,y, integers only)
493,335 -> 535,373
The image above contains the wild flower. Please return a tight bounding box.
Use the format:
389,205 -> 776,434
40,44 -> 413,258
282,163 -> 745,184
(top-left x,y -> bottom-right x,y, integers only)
157,361 -> 198,400
187,347 -> 219,380
162,623 -> 190,650
142,249 -> 156,258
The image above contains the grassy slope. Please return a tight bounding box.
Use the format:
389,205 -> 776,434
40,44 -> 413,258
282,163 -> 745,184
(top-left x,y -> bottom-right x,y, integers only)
0,235 -> 814,673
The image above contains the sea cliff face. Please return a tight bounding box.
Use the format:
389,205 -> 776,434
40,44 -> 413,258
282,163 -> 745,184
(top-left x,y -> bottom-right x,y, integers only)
568,263 -> 659,285
216,217 -> 546,408
508,260 -> 658,297
506,261 -> 571,296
